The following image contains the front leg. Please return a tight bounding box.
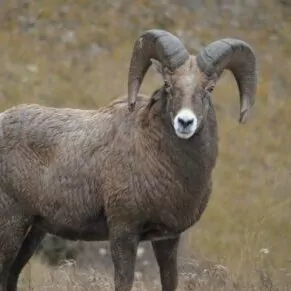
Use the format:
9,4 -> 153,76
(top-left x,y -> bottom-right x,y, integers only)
152,236 -> 180,291
110,226 -> 139,291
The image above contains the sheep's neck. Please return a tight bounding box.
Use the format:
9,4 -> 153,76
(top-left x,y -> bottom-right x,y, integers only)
135,102 -> 218,230
141,100 -> 218,176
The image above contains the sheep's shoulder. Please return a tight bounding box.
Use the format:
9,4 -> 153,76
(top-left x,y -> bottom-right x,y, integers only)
1,104 -> 116,158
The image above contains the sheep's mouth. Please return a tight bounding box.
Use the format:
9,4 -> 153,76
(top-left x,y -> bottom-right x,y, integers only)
175,129 -> 195,139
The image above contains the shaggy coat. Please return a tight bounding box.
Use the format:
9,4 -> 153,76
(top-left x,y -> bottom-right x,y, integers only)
0,91 -> 217,237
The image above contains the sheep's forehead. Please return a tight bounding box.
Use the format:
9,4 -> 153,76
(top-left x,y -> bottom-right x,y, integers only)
168,57 -> 205,95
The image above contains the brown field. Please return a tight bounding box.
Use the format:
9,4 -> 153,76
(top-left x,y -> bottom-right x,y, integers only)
1,0 -> 291,290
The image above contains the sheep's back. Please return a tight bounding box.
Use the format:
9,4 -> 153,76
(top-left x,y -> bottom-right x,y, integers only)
0,104 -> 118,211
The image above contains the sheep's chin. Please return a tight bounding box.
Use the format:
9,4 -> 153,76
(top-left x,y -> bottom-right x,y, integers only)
174,130 -> 195,140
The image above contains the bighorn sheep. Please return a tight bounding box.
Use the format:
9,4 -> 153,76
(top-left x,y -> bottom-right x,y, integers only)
0,29 -> 257,291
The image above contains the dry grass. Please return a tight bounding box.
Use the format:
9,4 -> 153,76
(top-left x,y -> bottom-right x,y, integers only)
0,0 -> 291,290
17,256 -> 291,291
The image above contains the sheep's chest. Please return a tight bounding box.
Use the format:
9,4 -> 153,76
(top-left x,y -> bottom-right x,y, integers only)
105,115 -> 218,238
135,151 -> 213,239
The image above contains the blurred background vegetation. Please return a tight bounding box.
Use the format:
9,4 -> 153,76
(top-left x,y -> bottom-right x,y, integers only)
1,0 -> 291,290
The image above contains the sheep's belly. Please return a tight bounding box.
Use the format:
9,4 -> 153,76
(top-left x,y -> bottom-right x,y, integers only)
139,221 -> 185,241
36,214 -> 110,242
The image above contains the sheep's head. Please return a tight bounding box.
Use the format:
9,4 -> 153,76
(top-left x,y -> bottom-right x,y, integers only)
128,29 -> 258,140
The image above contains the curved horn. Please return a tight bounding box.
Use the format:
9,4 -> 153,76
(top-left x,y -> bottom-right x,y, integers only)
196,38 -> 258,123
128,29 -> 189,111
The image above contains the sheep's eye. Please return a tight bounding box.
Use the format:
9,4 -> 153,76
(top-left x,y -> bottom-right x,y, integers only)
206,84 -> 215,94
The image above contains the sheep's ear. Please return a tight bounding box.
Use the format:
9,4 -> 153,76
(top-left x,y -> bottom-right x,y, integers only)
151,59 -> 164,75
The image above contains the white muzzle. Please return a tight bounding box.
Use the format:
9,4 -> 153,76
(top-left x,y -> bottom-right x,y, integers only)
173,108 -> 198,139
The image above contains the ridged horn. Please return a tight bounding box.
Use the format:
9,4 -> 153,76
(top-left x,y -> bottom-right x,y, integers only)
196,38 -> 258,123
127,29 -> 190,111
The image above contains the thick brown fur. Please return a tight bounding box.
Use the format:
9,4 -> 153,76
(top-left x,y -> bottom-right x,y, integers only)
0,57 -> 219,291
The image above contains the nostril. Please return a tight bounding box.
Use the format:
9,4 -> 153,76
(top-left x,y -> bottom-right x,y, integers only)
185,119 -> 194,127
178,117 -> 194,128
178,118 -> 186,127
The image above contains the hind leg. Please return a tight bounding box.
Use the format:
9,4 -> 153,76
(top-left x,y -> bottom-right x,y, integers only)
7,225 -> 45,291
0,194 -> 31,291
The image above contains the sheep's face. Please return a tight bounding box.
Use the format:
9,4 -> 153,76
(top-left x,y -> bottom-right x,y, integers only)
152,56 -> 215,140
